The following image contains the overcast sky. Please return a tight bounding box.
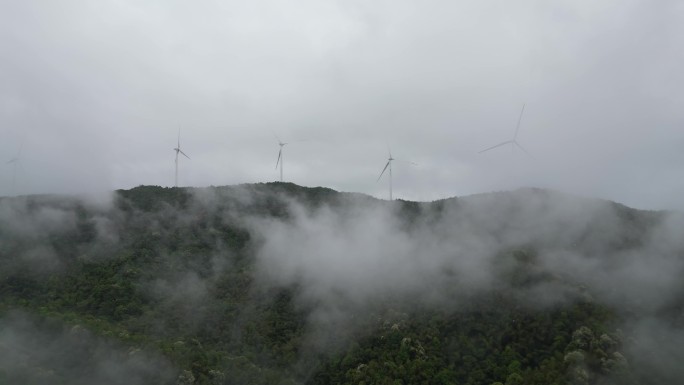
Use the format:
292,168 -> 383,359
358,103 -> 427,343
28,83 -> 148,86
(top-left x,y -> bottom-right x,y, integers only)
1,0 -> 683,209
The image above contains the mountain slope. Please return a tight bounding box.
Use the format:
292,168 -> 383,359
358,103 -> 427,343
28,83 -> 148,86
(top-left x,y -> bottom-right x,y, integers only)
0,183 -> 681,385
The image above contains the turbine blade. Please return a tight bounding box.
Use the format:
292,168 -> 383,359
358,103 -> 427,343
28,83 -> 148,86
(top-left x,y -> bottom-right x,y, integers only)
275,148 -> 282,168
177,128 -> 181,148
513,104 -> 526,140
395,158 -> 417,166
270,130 -> 284,145
479,140 -> 513,154
179,150 -> 190,159
514,141 -> 532,157
377,161 -> 391,181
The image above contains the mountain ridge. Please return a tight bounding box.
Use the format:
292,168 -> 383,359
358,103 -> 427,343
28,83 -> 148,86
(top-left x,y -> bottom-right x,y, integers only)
1,182 -> 669,218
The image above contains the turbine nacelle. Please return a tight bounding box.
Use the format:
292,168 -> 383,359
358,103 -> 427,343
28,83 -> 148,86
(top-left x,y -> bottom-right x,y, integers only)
174,147 -> 190,159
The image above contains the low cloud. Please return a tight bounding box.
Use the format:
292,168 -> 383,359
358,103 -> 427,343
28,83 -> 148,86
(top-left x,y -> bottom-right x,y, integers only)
250,188 -> 684,363
0,311 -> 176,385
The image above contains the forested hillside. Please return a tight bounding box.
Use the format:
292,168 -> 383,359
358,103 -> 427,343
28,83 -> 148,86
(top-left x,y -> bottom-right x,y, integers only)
0,183 -> 682,385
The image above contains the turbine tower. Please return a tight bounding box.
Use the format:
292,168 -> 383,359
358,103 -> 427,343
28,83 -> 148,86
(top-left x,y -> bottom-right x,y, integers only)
173,129 -> 190,187
479,104 -> 531,155
275,137 -> 287,182
377,150 -> 394,200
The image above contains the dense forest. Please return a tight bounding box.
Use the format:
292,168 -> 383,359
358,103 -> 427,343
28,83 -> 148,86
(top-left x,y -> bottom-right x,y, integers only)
0,183 -> 682,384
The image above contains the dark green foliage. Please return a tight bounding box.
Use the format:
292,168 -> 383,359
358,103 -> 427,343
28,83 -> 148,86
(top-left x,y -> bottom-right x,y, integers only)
310,299 -> 621,385
116,185 -> 192,212
0,184 -> 677,384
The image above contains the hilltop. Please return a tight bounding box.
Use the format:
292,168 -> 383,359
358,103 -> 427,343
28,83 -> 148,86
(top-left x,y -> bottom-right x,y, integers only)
0,183 -> 682,385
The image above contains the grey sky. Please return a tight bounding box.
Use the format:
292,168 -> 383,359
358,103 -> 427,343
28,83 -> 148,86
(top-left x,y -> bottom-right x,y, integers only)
1,0 -> 683,209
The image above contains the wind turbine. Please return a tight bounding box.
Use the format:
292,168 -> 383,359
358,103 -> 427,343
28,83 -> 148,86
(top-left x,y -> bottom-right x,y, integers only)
7,143 -> 22,195
173,129 -> 190,187
377,150 -> 395,200
275,136 -> 287,182
479,104 -> 531,156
